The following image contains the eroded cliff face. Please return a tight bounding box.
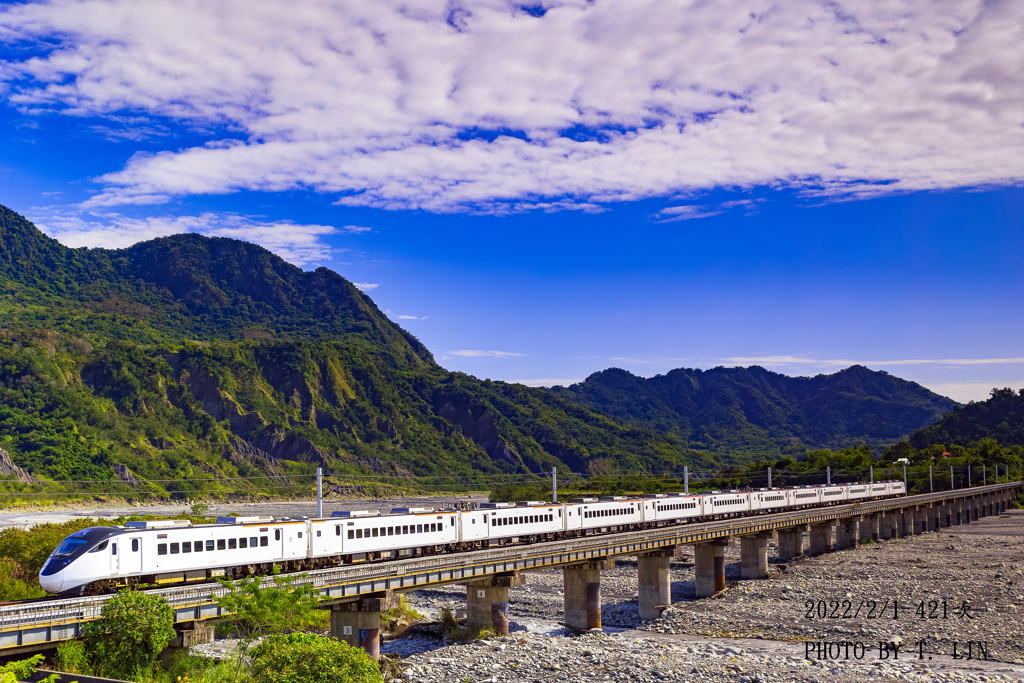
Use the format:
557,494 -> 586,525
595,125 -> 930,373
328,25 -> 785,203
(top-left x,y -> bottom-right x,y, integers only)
435,400 -> 524,471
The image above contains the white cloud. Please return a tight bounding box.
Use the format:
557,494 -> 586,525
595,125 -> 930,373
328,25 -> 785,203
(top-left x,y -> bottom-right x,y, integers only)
511,378 -> 584,387
654,205 -> 725,222
721,355 -> 1024,367
30,208 -> 340,267
446,350 -> 526,358
609,356 -> 655,364
397,314 -> 427,320
353,282 -> 378,291
920,381 -> 1024,404
1,0 -> 1022,212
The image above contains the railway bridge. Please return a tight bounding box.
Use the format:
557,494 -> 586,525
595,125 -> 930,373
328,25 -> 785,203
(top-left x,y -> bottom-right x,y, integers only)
0,482 -> 1019,660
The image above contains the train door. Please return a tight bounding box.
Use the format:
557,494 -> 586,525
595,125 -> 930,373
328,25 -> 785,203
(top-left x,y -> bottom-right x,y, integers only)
117,536 -> 143,575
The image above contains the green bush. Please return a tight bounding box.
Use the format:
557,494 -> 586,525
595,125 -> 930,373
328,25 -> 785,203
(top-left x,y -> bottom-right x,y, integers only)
53,639 -> 90,675
84,590 -> 176,680
0,654 -> 65,683
249,633 -> 382,683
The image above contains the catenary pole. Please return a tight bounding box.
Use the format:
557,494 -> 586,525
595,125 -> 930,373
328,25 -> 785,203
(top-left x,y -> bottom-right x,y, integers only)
929,465 -> 933,492
316,467 -> 323,518
684,465 -> 689,494
552,467 -> 557,503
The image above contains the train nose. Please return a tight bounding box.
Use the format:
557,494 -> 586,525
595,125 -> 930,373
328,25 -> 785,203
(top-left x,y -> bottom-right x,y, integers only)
38,572 -> 63,594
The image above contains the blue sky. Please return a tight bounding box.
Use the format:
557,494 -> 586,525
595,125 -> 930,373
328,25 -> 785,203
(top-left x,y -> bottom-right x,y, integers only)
2,0 -> 1023,402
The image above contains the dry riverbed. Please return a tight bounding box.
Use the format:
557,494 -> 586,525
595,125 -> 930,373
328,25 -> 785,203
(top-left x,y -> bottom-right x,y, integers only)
396,509 -> 1024,682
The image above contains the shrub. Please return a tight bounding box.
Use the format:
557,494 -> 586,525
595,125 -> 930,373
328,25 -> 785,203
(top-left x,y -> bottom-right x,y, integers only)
53,639 -> 90,675
84,589 -> 176,680
215,568 -> 323,639
249,633 -> 382,683
0,654 -> 65,683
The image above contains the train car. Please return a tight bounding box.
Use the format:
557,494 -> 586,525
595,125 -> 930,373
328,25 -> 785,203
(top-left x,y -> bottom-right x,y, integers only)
39,517 -> 300,595
890,481 -> 907,496
790,486 -> 823,507
846,483 -> 871,501
482,501 -> 563,543
704,490 -> 751,517
571,496 -> 644,533
752,487 -> 791,512
867,482 -> 891,499
645,492 -> 703,523
821,485 -> 847,504
332,508 -> 459,560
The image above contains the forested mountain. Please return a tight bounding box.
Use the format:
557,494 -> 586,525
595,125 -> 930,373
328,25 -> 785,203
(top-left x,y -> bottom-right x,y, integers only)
0,205 -> 701,495
909,387 -> 1024,449
550,365 -> 958,452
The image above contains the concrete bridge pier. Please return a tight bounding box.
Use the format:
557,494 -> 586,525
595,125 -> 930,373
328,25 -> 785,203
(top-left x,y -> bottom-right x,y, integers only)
808,523 -> 831,555
929,505 -> 941,531
330,592 -> 397,660
940,504 -> 951,527
878,512 -> 895,540
638,546 -> 680,620
971,499 -> 979,522
160,619 -> 215,667
463,572 -> 525,635
900,508 -> 914,537
835,518 -> 858,550
564,558 -> 613,631
740,532 -> 772,579
913,507 -> 928,534
695,538 -> 731,598
861,514 -> 879,542
777,526 -> 805,560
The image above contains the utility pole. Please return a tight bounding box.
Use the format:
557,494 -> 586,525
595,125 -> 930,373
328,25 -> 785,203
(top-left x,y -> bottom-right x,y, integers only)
951,465 -> 954,490
316,467 -> 323,518
870,466 -> 873,484
903,463 -> 907,490
968,466 -> 971,487
983,465 -> 986,486
684,465 -> 689,495
827,466 -> 831,486
552,467 -> 558,503
768,467 -> 772,489
929,465 -> 933,492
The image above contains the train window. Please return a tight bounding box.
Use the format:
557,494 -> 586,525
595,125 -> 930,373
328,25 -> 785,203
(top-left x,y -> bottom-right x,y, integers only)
88,540 -> 109,553
430,523 -> 436,532
158,543 -> 167,555
170,543 -> 179,554
260,536 -> 268,547
132,539 -> 139,552
558,510 -> 562,517
316,531 -> 321,538
240,538 -> 247,548
403,525 -> 409,534
194,541 -> 202,552
228,539 -> 237,549
348,530 -> 354,540
217,540 -> 226,550
182,542 -> 191,554
451,517 -> 455,527
372,528 -> 378,537
387,527 -> 393,536
275,530 -> 281,541
250,537 -> 257,547
356,529 -> 362,538
206,540 -> 215,551
297,532 -> 303,539
418,524 -> 423,533
111,543 -> 117,555
336,526 -> 341,536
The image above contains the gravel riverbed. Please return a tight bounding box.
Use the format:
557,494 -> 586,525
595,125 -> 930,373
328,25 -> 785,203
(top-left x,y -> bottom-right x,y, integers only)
395,509 -> 1024,682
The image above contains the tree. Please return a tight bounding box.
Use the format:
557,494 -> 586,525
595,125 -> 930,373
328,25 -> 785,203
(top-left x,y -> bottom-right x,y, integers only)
83,590 -> 176,680
215,567 -> 322,638
249,632 -> 382,683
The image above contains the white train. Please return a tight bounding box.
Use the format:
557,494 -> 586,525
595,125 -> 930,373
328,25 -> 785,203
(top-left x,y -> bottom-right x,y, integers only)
39,480 -> 905,595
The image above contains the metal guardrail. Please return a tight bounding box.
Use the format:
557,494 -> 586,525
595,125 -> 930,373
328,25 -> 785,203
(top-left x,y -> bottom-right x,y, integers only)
0,481 -> 1018,653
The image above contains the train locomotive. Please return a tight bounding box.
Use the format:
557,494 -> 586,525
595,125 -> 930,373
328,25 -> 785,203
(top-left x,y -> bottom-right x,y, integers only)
40,480 -> 905,595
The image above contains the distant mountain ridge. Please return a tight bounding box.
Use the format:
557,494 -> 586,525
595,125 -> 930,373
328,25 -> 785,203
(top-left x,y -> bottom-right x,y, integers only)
550,365 -> 958,451
910,387 -> 1024,449
0,204 -> 698,491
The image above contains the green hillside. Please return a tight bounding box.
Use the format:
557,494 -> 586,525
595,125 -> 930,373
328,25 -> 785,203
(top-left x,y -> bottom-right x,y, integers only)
909,388 -> 1024,449
551,365 -> 958,452
0,205 -> 700,497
